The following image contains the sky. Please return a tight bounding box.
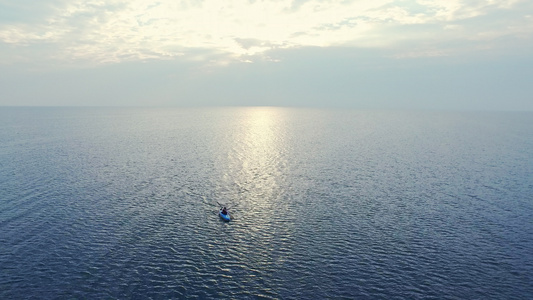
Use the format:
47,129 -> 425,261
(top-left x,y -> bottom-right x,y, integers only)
1,0 -> 532,110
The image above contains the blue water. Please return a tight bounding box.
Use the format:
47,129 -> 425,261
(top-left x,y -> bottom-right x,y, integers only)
1,107 -> 532,299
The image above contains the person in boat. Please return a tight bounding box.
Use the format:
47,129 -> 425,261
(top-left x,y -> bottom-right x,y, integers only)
221,207 -> 228,215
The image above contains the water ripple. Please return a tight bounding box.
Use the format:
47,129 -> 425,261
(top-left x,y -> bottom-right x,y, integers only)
1,108 -> 532,299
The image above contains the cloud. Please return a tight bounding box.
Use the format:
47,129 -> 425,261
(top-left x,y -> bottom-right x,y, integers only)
0,0 -> 531,66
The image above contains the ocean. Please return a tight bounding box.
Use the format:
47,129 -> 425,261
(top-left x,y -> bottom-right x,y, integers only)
1,107 -> 532,299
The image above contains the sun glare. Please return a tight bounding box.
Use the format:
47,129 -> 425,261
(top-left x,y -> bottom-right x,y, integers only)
218,107 -> 288,205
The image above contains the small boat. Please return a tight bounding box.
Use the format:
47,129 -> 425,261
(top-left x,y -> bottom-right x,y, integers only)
219,209 -> 230,222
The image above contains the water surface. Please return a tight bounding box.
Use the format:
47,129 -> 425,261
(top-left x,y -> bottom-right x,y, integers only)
1,107 -> 532,299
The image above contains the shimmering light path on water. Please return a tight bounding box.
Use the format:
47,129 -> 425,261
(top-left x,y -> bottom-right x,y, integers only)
1,107 -> 532,299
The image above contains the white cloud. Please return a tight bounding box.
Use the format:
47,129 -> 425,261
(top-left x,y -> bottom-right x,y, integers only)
0,0 -> 531,65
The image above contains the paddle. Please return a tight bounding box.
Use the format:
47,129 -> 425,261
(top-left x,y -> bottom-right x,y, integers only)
217,201 -> 232,210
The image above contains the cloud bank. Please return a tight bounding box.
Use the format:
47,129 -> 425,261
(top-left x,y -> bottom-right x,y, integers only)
1,0 -> 532,65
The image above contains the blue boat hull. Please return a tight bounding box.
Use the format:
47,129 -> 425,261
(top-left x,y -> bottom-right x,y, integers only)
219,210 -> 230,221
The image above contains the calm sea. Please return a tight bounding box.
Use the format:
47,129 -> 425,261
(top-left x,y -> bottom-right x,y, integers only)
1,107 -> 532,299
